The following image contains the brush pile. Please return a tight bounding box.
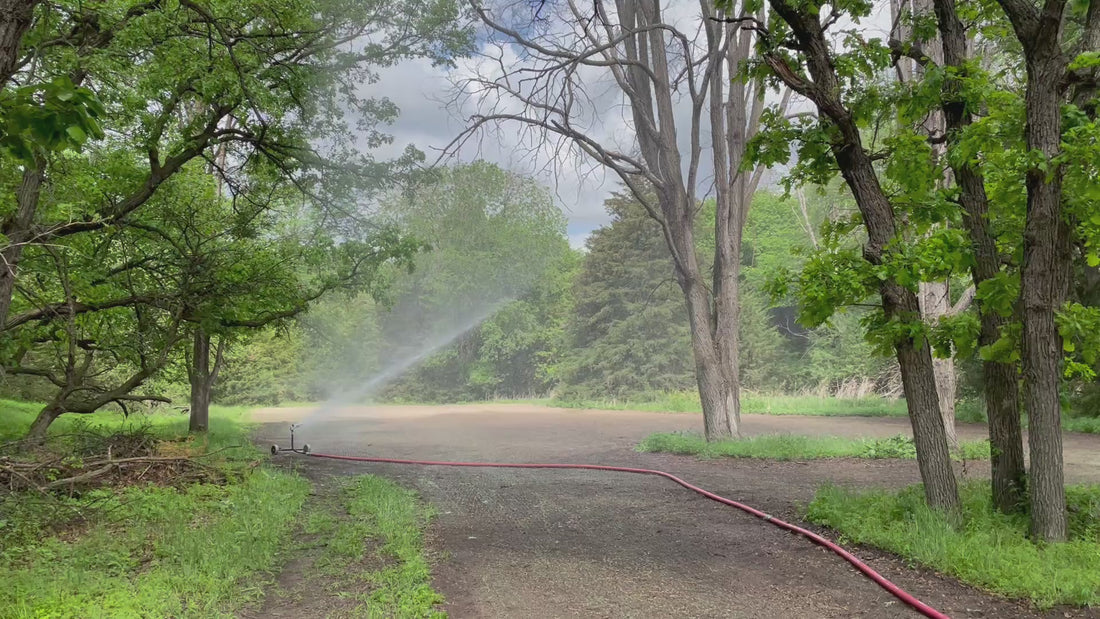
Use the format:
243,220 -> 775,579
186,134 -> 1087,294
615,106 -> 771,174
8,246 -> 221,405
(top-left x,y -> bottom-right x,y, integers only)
0,423 -> 225,495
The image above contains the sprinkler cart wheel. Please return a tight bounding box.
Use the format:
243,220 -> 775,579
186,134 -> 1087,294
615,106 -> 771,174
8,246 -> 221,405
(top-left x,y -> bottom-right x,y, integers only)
270,444 -> 280,455
302,444 -> 311,454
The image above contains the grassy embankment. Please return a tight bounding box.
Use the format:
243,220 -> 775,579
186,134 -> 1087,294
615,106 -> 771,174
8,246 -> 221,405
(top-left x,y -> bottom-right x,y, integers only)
536,390 -> 1100,433
636,431 -> 991,461
808,483 -> 1100,609
0,399 -> 442,618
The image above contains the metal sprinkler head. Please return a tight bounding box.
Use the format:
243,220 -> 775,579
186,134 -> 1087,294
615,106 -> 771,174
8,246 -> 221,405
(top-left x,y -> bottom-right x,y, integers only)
270,423 -> 311,455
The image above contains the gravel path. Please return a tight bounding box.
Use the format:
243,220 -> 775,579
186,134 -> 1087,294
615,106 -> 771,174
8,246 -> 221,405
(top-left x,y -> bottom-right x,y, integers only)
253,404 -> 1100,618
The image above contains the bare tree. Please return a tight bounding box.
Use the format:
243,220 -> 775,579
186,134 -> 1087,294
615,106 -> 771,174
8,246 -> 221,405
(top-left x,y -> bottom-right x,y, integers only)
453,0 -> 786,440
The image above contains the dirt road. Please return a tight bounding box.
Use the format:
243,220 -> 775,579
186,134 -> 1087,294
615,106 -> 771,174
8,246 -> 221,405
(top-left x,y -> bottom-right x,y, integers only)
253,404 -> 1100,618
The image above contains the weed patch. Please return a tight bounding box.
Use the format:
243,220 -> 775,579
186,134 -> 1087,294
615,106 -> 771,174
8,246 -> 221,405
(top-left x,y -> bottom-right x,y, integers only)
637,432 -> 990,461
283,475 -> 444,618
806,482 -> 1100,608
0,470 -> 309,618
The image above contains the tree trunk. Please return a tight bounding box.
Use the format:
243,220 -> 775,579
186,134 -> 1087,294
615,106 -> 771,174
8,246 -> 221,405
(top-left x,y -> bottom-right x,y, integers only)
894,0 -> 961,452
0,161 -> 44,329
932,0 -> 1027,513
188,329 -> 225,433
1019,56 -> 1071,542
918,281 -> 958,450
763,0 -> 961,512
893,291 -> 963,512
617,0 -> 744,443
0,0 -> 38,89
933,354 -> 957,448
664,199 -> 739,442
26,401 -> 63,444
677,232 -> 737,442
984,351 -> 1027,511
833,127 -> 960,513
189,329 -> 211,432
710,188 -> 745,441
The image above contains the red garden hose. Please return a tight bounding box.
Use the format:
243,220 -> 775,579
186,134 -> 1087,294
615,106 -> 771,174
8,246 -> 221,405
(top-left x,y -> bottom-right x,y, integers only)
306,452 -> 950,619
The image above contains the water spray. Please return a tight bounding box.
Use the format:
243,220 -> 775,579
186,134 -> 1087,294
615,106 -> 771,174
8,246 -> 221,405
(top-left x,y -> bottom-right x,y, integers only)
296,299 -> 512,430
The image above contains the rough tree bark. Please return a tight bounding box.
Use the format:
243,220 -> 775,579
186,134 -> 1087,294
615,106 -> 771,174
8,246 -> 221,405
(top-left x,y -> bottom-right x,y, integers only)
0,0 -> 37,89
0,159 -> 44,331
23,346 -> 178,443
917,282 -> 960,449
931,0 -> 1027,514
892,0 -> 962,450
188,329 -> 225,433
995,0 -> 1073,542
25,400 -> 64,442
764,0 -> 961,512
463,0 -> 782,440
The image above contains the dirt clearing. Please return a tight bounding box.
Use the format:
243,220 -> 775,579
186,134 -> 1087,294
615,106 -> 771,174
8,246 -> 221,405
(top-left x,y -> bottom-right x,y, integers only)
253,404 -> 1100,618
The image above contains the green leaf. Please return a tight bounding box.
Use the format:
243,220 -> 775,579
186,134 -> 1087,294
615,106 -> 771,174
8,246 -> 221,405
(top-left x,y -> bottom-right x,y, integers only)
65,125 -> 86,143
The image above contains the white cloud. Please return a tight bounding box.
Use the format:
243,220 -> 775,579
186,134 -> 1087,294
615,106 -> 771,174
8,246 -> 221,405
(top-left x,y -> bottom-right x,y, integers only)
358,56 -> 617,248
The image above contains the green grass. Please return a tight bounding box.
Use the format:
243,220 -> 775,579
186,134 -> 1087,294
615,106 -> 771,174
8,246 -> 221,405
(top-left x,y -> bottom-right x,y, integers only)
637,432 -> 992,461
542,392 -> 1100,435
807,482 -> 1100,608
306,475 -> 444,618
0,398 -> 315,618
0,469 -> 310,618
1064,416 -> 1100,434
0,398 -> 259,456
541,391 -> 910,417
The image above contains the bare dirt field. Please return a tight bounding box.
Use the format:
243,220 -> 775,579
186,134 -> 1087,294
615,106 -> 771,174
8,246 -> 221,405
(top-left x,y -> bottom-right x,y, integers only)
252,404 -> 1100,618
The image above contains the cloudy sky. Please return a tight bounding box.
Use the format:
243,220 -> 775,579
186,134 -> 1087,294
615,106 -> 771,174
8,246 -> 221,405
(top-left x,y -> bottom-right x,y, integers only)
361,2 -> 897,249
364,56 -> 617,249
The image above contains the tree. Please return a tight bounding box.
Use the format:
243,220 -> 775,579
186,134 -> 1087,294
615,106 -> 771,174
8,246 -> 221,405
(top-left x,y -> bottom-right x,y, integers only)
0,0 -> 37,88
991,0 -> 1096,542
0,0 -> 471,330
0,0 -> 472,438
747,0 -> 961,511
457,0 -> 788,440
891,0 -> 974,451
917,0 -> 1028,512
133,166 -> 420,432
375,163 -> 573,402
556,190 -> 696,400
8,222 -> 187,442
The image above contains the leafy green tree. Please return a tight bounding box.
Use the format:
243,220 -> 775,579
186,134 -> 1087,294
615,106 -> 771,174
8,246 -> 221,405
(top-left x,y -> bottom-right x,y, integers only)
365,162 -> 573,402
745,0 -> 963,512
992,0 -> 1100,541
0,0 -> 472,437
743,0 -> 1100,530
0,0 -> 471,330
213,327 -> 306,405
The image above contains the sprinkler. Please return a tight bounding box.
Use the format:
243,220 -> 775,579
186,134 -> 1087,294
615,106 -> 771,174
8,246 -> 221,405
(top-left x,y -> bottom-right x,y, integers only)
270,423 -> 311,455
